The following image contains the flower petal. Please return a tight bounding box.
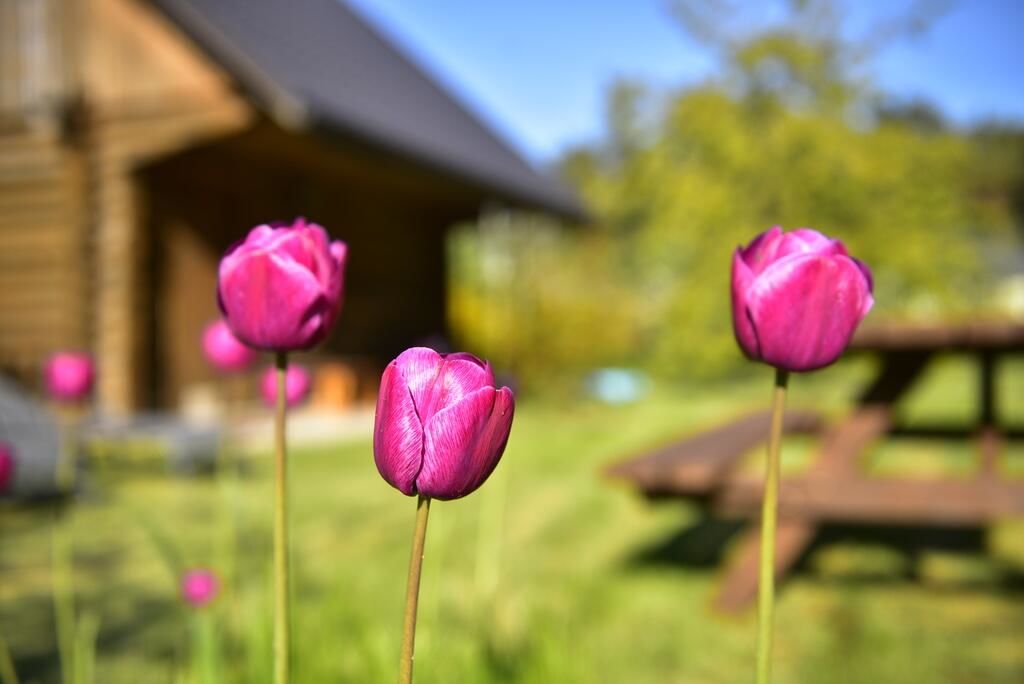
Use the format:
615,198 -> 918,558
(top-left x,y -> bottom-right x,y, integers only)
777,228 -> 848,258
323,239 -> 347,328
748,254 -> 872,372
236,225 -> 277,251
44,352 -> 95,402
394,348 -> 494,423
202,320 -> 256,372
440,352 -> 495,401
731,248 -> 761,360
218,248 -> 327,351
738,226 -> 784,275
0,443 -> 15,493
394,347 -> 445,413
851,257 -> 875,317
417,386 -> 514,500
263,225 -> 321,274
373,362 -> 425,496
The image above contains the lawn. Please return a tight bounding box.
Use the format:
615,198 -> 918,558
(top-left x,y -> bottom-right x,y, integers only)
2,357 -> 1023,683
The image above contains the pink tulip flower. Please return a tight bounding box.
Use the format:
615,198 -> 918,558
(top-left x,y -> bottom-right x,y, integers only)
202,319 -> 257,372
731,226 -> 874,372
217,219 -> 347,352
181,569 -> 220,607
43,352 -> 95,402
260,364 -> 312,408
0,443 -> 14,493
374,347 -> 515,500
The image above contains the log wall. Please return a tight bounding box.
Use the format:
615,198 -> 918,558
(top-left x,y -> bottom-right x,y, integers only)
0,0 -> 251,412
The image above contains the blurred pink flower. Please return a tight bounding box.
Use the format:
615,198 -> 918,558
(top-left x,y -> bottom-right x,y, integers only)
731,226 -> 873,372
0,442 -> 15,493
202,319 -> 257,372
43,352 -> 95,402
217,219 -> 347,352
373,347 -> 514,500
260,364 -> 312,408
181,568 -> 219,607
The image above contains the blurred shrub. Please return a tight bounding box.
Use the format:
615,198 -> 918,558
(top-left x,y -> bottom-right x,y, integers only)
450,1 -> 1022,389
450,215 -> 646,386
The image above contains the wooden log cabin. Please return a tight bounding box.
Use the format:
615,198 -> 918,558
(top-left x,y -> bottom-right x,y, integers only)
0,0 -> 584,415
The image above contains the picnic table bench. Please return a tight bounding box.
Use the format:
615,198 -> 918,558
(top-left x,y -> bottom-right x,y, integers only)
606,321 -> 1024,612
605,409 -> 825,498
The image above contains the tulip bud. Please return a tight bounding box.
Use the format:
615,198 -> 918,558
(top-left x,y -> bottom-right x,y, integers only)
43,352 -> 95,403
181,569 -> 220,607
373,347 -> 515,500
202,319 -> 257,372
217,219 -> 347,352
731,226 -> 873,372
260,364 -> 312,408
0,443 -> 15,493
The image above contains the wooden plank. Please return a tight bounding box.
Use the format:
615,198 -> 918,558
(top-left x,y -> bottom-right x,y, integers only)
0,232 -> 79,253
605,410 -> 823,495
0,292 -> 80,313
852,322 -> 1024,354
888,425 -> 1024,440
810,406 -> 891,476
714,475 -> 1024,525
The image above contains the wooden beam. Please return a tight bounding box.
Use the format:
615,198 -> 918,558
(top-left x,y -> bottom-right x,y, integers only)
977,427 -> 1002,478
852,322 -> 1024,353
888,425 -> 1024,440
713,521 -> 815,613
604,410 -> 823,496
714,475 -> 1024,526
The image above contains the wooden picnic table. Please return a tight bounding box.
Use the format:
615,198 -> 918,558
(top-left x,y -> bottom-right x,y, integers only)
606,321 -> 1024,612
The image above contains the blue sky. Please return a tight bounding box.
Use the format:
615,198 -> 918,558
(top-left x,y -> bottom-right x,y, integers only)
346,0 -> 1024,162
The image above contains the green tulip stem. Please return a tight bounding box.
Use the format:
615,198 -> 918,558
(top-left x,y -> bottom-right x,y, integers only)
52,514 -> 75,684
52,416 -> 78,684
273,352 -> 290,684
756,368 -> 789,684
0,632 -> 20,684
399,495 -> 431,684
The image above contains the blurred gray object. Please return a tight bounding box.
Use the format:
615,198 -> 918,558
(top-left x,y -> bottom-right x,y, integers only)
0,375 -> 62,497
0,375 -> 222,501
81,414 -> 222,475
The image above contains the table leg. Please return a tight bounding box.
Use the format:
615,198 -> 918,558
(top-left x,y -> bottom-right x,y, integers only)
977,427 -> 1002,479
712,407 -> 892,613
979,351 -> 996,427
977,352 -> 1000,476
713,520 -> 816,613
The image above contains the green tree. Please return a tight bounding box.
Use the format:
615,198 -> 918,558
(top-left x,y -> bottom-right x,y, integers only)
450,0 -> 1021,388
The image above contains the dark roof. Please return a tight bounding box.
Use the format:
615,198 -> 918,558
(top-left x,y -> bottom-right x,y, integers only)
149,0 -> 586,221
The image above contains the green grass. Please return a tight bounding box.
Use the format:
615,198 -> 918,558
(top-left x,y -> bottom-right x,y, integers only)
1,359 -> 1023,683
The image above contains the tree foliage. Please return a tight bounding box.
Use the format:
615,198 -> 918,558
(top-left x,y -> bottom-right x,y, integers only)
450,0 -> 1022,387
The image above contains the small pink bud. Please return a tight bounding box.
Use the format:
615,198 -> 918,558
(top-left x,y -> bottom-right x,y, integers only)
260,364 -> 312,408
43,352 -> 95,402
181,569 -> 219,607
202,319 -> 257,372
217,219 -> 347,352
731,227 -> 873,372
0,443 -> 15,493
373,348 -> 515,500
